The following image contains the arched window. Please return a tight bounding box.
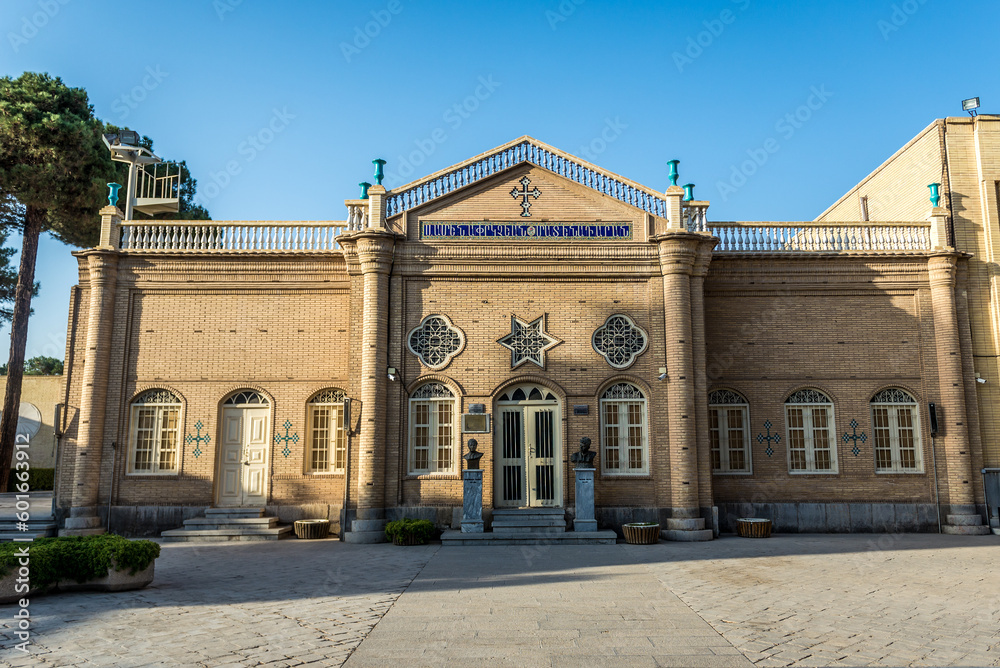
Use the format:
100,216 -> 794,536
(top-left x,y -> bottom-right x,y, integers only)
128,389 -> 181,474
223,390 -> 268,405
785,389 -> 837,473
409,382 -> 457,475
709,390 -> 751,473
871,388 -> 922,473
307,389 -> 347,473
600,383 -> 648,475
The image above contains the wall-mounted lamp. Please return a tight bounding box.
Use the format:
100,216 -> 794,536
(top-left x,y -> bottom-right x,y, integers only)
387,366 -> 398,382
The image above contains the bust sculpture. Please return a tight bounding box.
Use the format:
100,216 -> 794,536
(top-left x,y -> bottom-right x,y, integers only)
463,438 -> 484,469
570,436 -> 596,469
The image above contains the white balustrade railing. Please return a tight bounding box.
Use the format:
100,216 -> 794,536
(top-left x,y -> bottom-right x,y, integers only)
346,202 -> 368,230
683,203 -> 709,232
119,221 -> 348,251
385,140 -> 670,219
702,222 -> 931,253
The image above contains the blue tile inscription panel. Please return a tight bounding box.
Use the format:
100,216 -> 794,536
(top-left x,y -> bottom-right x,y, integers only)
420,221 -> 632,240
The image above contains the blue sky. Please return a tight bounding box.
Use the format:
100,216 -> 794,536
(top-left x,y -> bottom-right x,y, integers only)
2,0 -> 998,362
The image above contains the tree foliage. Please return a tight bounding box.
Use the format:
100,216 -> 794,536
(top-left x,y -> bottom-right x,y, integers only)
24,355 -> 63,375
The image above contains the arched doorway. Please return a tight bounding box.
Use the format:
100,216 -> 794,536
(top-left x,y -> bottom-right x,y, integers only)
495,383 -> 562,508
215,390 -> 271,507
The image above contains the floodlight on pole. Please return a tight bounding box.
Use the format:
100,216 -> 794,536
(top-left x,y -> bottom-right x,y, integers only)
962,97 -> 980,117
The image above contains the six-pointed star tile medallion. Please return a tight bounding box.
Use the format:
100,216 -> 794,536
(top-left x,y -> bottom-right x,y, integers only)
497,314 -> 561,368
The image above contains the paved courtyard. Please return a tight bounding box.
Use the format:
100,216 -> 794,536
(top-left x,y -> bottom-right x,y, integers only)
0,533 -> 997,667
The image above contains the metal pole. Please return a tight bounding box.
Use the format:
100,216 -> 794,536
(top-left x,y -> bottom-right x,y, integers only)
106,441 -> 117,532
340,399 -> 352,540
930,435 -> 942,534
125,161 -> 137,221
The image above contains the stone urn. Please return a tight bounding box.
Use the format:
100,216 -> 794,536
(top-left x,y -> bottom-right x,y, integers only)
622,522 -> 660,545
736,517 -> 772,538
294,519 -> 331,539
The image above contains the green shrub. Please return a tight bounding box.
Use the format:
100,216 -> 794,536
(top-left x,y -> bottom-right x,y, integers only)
6,468 -> 54,492
384,518 -> 435,546
0,535 -> 160,587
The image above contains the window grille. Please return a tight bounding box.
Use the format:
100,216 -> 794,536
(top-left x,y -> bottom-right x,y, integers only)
407,315 -> 465,370
408,383 -> 457,474
129,389 -> 181,474
307,389 -> 347,473
224,391 -> 269,405
600,383 -> 648,475
709,390 -> 751,474
785,389 -> 837,473
592,315 -> 648,369
870,388 -> 922,473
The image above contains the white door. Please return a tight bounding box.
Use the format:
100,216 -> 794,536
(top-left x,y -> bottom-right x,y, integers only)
216,406 -> 270,506
495,385 -> 562,508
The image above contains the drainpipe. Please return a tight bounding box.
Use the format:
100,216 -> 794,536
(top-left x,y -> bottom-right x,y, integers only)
106,441 -> 117,532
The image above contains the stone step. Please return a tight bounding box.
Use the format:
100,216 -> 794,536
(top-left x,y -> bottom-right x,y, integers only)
491,518 -> 566,528
491,525 -> 566,534
205,507 -> 265,518
343,530 -> 386,544
946,514 -> 985,526
942,524 -> 991,536
182,517 -> 279,530
492,508 -> 566,518
661,528 -> 714,542
441,529 -> 617,546
0,522 -> 57,541
665,517 -> 705,531
160,525 -> 293,542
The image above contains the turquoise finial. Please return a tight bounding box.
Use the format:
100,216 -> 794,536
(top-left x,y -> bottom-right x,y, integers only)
373,159 -> 386,186
682,183 -> 695,202
667,160 -> 680,188
107,182 -> 122,207
928,183 -> 941,207
359,182 -> 371,200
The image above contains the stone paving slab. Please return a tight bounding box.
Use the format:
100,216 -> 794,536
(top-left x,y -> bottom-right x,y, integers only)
344,545 -> 752,668
0,538 -> 436,667
629,533 -> 1000,667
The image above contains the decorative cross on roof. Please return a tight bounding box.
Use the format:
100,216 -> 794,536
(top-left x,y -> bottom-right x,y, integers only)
510,176 -> 541,217
497,314 -> 560,368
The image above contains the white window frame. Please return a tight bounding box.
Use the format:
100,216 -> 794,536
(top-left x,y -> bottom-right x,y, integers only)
408,383 -> 458,475
709,390 -> 752,474
306,389 -> 347,474
127,390 -> 182,475
599,383 -> 649,476
871,389 -> 923,474
784,389 -> 838,474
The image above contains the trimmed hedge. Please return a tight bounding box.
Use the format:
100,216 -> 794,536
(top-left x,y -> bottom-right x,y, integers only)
6,468 -> 54,492
384,518 -> 435,546
0,535 -> 160,588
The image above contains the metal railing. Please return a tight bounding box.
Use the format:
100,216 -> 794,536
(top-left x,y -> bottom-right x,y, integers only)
119,221 -> 348,251
385,140 -> 670,219
695,221 -> 932,253
135,162 -> 182,201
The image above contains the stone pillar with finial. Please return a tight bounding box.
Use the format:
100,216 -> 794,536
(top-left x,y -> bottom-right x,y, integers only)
571,437 -> 598,532
927,183 -> 950,249
664,159 -> 685,230
461,438 -> 484,533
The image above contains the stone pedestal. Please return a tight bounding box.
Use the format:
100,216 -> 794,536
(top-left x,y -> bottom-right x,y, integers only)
462,469 -> 484,533
573,468 -> 597,532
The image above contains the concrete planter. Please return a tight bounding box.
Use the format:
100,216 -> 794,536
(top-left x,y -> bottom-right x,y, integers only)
294,519 -> 331,539
622,523 -> 660,544
0,560 -> 155,604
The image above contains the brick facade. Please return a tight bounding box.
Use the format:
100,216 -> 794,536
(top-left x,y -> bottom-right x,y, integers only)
53,129 -> 996,537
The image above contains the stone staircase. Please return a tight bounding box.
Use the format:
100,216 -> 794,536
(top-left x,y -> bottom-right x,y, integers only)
161,508 -> 292,542
942,511 -> 991,536
660,516 -> 714,541
441,507 -> 617,546
0,492 -> 57,541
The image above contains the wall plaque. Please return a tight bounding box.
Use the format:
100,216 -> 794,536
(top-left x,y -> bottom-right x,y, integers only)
420,221 -> 632,241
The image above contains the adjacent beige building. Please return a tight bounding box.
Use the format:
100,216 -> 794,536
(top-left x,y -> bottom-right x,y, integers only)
0,374 -> 62,469
54,124 -> 999,539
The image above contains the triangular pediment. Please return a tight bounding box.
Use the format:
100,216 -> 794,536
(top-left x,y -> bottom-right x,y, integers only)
386,136 -> 669,220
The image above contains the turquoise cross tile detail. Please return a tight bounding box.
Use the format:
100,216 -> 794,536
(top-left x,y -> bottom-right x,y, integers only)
842,419 -> 867,456
274,420 -> 299,458
185,420 -> 210,458
756,420 -> 781,457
